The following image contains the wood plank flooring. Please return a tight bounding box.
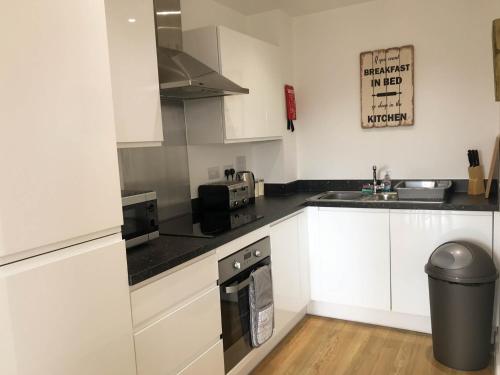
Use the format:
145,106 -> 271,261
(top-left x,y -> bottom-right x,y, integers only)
251,315 -> 493,375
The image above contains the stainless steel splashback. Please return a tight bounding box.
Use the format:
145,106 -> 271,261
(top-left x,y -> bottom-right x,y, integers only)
118,100 -> 191,221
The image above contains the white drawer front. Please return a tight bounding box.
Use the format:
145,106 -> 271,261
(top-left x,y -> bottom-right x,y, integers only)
178,340 -> 224,375
131,253 -> 218,328
134,286 -> 222,375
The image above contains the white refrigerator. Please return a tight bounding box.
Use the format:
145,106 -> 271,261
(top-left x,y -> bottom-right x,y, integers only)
0,1 -> 136,374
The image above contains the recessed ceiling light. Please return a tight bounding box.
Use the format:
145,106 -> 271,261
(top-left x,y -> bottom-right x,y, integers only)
128,18 -> 136,23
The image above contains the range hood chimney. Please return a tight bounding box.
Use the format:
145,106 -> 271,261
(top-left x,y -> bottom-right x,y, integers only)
155,0 -> 249,100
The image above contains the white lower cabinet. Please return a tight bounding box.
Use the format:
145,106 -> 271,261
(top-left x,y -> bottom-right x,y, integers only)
310,207 -> 391,311
178,340 -> 225,375
0,234 -> 136,375
390,210 -> 493,317
134,287 -> 221,375
270,211 -> 310,333
130,253 -> 223,375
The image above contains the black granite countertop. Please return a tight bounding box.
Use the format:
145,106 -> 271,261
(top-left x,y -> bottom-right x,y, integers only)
126,186 -> 497,286
126,193 -> 310,286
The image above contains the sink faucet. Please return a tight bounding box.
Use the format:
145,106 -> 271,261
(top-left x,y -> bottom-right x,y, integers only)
372,165 -> 382,194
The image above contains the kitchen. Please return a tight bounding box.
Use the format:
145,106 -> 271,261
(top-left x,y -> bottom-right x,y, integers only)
1,0 -> 500,374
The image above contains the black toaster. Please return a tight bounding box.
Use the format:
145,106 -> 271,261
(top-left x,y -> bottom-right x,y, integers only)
198,181 -> 250,211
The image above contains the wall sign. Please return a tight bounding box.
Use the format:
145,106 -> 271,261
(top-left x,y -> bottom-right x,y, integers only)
360,45 -> 414,128
493,19 -> 500,101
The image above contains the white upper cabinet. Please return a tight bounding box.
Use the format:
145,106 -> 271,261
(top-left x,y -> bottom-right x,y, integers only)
390,210 -> 493,317
311,207 -> 391,311
183,26 -> 285,144
0,0 -> 123,264
105,0 -> 163,147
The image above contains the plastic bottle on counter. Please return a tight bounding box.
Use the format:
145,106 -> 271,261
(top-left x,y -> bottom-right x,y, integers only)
383,171 -> 392,192
254,180 -> 261,197
258,179 -> 265,196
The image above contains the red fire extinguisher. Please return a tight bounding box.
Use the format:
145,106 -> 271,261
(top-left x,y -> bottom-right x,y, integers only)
284,85 -> 296,132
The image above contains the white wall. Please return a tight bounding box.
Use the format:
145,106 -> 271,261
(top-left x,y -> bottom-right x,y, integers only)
181,0 -> 298,197
294,0 -> 500,180
248,10 -> 298,184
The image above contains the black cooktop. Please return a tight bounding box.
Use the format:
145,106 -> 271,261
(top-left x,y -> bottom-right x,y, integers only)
159,211 -> 264,238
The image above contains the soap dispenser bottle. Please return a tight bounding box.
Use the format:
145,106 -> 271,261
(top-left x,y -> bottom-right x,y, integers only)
383,171 -> 392,192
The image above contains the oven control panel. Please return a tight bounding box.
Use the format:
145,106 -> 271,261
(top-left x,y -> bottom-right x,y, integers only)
218,237 -> 271,284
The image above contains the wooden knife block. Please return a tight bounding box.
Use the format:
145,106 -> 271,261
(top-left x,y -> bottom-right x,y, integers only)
468,166 -> 485,195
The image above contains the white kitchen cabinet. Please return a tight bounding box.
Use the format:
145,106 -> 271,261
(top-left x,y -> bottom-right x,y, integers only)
390,210 -> 493,317
0,234 -> 136,375
105,0 -> 163,147
178,341 -> 224,375
183,26 -> 285,144
135,286 -> 221,375
270,211 -> 309,333
310,207 -> 391,311
131,253 -> 222,375
0,0 -> 123,265
130,253 -> 218,328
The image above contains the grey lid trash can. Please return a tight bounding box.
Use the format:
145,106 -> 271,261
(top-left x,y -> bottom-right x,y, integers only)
425,241 -> 498,371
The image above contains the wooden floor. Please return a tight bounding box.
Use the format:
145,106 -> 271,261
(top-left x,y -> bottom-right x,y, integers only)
251,315 -> 493,375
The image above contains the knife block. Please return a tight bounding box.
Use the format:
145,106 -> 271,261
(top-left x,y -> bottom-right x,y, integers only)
468,166 -> 485,195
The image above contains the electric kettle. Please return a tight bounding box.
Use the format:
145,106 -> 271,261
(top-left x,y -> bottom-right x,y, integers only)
236,171 -> 256,200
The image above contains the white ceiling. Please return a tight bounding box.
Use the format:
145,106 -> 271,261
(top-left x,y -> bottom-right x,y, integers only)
212,0 -> 376,17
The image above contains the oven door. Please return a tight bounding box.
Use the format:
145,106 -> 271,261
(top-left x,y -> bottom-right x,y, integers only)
219,256 -> 271,373
122,200 -> 159,247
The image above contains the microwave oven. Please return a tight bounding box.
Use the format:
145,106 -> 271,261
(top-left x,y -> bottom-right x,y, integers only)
121,190 -> 159,248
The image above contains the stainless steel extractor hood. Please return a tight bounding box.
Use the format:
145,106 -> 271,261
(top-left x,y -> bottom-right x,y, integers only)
155,0 -> 249,100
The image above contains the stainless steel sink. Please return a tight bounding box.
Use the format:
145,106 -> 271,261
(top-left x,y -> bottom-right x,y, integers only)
307,189 -> 446,204
307,191 -> 398,203
316,191 -> 365,201
394,180 -> 451,202
363,192 -> 399,202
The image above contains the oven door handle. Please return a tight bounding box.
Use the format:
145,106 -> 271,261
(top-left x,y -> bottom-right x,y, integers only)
224,277 -> 251,294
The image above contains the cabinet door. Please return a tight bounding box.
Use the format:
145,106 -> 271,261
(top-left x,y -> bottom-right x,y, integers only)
218,27 -> 284,141
183,26 -> 285,144
105,0 -> 163,146
390,210 -> 493,317
270,212 -> 309,332
311,208 -> 390,311
134,286 -> 221,375
0,1 -> 123,264
0,235 -> 136,375
178,340 -> 224,375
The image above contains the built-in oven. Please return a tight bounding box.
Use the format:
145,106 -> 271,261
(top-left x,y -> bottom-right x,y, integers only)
218,237 -> 272,373
121,190 -> 159,248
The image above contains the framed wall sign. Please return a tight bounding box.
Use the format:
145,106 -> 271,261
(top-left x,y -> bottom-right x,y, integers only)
360,45 -> 414,128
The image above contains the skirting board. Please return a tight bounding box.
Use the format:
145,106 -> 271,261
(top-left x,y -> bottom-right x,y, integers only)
308,300 -> 432,334
228,307 -> 307,375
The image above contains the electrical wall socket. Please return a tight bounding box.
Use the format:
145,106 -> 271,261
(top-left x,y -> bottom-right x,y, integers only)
223,165 -> 234,180
235,155 -> 246,171
208,166 -> 220,180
